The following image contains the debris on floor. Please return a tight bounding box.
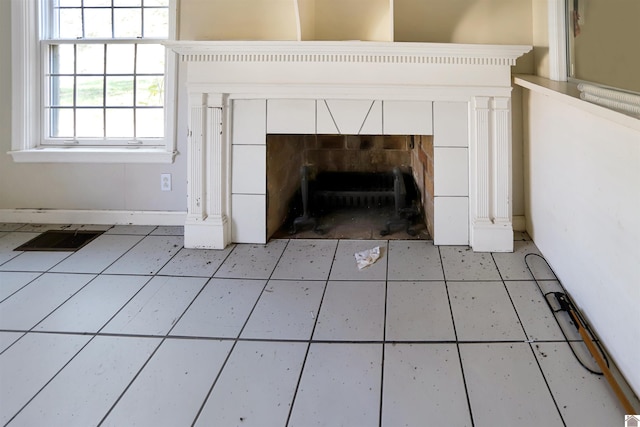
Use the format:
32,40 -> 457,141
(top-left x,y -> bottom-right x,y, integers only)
354,246 -> 381,270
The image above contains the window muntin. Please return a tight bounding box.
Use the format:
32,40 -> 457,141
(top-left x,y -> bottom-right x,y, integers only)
42,0 -> 169,146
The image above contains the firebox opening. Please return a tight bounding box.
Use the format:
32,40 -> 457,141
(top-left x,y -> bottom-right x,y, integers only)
267,134 -> 435,240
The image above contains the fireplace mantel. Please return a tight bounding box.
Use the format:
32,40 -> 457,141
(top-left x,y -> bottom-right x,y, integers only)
167,41 -> 531,251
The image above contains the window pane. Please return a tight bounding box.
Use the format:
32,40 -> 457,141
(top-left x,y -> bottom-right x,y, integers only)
143,8 -> 168,38
136,76 -> 164,106
50,44 -> 75,75
144,0 -> 169,6
106,44 -> 135,74
83,8 -> 113,38
136,44 -> 165,74
76,76 -> 104,106
114,0 -> 141,5
114,9 -> 142,38
106,77 -> 134,106
50,76 -> 75,106
106,109 -> 134,137
76,44 -> 105,74
136,108 -> 163,138
50,108 -> 75,138
83,0 -> 112,6
57,9 -> 83,38
76,109 -> 104,137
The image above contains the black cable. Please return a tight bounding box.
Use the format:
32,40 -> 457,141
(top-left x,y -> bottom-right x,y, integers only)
524,253 -> 609,375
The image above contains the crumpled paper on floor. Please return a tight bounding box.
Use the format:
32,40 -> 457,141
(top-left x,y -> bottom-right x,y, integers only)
354,246 -> 381,270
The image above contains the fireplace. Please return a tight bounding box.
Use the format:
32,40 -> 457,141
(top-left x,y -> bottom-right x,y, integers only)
166,41 -> 531,252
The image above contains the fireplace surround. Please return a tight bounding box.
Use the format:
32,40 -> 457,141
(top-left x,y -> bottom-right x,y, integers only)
166,41 -> 531,252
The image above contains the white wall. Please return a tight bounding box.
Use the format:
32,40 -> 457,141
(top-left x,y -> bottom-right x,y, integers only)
522,87 -> 640,395
0,1 -> 188,219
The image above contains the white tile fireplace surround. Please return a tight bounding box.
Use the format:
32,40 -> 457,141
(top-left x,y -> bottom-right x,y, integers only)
166,41 -> 531,252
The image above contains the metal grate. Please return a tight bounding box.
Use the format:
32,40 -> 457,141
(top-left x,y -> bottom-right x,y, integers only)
14,230 -> 104,252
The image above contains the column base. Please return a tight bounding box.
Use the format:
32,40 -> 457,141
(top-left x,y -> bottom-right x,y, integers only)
471,220 -> 514,252
184,216 -> 230,249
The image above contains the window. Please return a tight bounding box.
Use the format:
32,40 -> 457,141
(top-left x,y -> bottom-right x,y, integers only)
10,0 -> 177,163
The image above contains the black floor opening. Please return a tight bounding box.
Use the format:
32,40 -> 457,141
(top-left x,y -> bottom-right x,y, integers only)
14,230 -> 104,252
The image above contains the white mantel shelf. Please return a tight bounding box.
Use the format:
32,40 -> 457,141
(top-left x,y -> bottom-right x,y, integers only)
168,41 -> 532,252
165,41 -> 531,66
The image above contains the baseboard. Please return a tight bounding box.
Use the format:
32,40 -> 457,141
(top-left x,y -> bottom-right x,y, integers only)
513,215 -> 526,232
0,209 -> 187,226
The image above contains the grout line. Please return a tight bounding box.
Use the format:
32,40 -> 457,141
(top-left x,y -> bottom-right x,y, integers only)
191,239 -> 291,427
440,245 -> 475,427
284,238 -> 338,427
490,252 -> 567,427
378,240 -> 390,427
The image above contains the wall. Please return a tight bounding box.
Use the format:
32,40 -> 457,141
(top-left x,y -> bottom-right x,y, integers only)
522,87 -> 640,394
569,0 -> 640,93
0,1 -> 188,219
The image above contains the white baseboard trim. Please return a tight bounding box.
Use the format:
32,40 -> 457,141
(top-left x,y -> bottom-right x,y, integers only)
513,215 -> 527,232
0,209 -> 187,226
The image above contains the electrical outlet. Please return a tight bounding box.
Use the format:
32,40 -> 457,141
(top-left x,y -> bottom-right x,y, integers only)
161,173 -> 172,191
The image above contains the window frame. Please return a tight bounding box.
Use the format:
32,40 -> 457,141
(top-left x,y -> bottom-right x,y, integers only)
9,0 -> 178,163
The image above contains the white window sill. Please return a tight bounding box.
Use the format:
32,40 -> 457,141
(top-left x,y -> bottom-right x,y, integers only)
514,75 -> 640,132
8,147 -> 178,164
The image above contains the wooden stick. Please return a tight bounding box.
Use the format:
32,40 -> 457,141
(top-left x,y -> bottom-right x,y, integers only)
567,308 -> 636,414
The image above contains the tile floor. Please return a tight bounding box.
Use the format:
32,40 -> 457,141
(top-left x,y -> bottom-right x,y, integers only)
0,224 -> 637,427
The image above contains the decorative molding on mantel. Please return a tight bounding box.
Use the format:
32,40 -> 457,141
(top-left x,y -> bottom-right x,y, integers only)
165,41 -> 532,66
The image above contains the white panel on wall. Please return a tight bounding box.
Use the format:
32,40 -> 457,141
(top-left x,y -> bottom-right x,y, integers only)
231,145 -> 266,194
434,197 -> 469,245
232,194 -> 266,244
359,100 -> 382,134
434,147 -> 469,196
267,99 -> 316,134
383,101 -> 433,135
233,100 -> 266,145
316,101 -> 339,134
433,101 -> 469,147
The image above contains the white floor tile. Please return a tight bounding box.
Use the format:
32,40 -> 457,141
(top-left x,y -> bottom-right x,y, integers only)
103,225 -> 157,235
440,246 -> 501,281
103,339 -> 233,427
0,272 -> 40,301
513,231 -> 532,241
0,273 -> 94,330
241,280 -> 326,340
382,344 -> 471,427
328,240 -> 388,281
532,342 -> 638,425
215,240 -> 287,279
0,333 -> 91,425
159,245 -> 234,277
493,241 -> 556,280
103,235 -> 183,275
271,239 -> 338,280
448,281 -> 525,341
170,278 -> 265,338
0,332 -> 23,353
460,343 -> 564,427
385,281 -> 455,341
288,343 -> 382,427
0,251 -> 72,272
35,275 -> 151,333
15,224 -> 71,232
388,240 -> 444,281
102,276 -> 206,335
504,281 -> 567,341
10,336 -> 160,427
50,234 -> 144,274
0,232 -> 39,265
313,281 -> 385,341
195,341 -> 307,427
150,226 -> 184,236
